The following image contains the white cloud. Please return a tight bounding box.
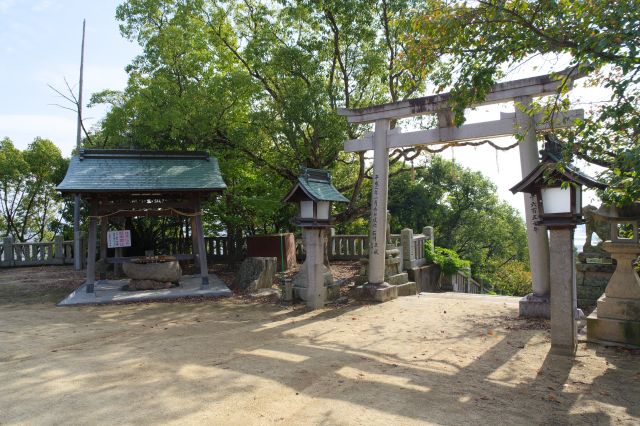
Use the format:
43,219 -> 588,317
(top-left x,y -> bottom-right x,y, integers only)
0,0 -> 16,13
31,0 -> 53,12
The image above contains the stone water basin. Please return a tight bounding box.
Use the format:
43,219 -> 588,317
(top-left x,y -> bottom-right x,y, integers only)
123,256 -> 182,291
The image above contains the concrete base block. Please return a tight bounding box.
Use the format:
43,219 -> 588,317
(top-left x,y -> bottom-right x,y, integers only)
587,310 -> 640,347
354,282 -> 398,302
396,281 -> 417,297
519,293 -> 550,319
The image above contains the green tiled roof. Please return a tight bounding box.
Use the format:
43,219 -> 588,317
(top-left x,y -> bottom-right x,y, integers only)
57,149 -> 226,193
283,168 -> 348,203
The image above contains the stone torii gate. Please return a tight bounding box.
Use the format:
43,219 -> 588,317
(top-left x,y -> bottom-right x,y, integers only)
338,70 -> 584,316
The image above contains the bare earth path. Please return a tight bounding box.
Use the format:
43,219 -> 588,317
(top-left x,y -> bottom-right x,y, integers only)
0,267 -> 638,425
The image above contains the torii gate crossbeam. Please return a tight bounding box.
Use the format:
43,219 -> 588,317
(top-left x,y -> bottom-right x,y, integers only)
338,69 -> 583,316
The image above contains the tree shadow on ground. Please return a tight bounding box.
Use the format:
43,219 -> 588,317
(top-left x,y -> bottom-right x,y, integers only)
0,294 -> 638,424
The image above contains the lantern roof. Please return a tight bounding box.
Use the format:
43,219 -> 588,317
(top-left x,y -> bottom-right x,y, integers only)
283,168 -> 348,203
510,135 -> 606,194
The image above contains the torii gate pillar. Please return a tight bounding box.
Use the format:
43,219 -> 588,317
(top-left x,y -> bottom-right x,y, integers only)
358,118 -> 399,302
515,96 -> 551,318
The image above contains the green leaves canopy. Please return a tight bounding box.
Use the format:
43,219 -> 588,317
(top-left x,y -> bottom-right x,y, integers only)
92,0 -> 428,234
405,0 -> 640,205
0,138 -> 67,242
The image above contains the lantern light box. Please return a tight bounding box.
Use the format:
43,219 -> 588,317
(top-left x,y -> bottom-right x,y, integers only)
283,168 -> 348,227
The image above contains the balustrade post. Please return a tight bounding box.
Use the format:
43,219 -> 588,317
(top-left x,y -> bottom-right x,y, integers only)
423,226 -> 434,252
54,236 -> 64,264
401,228 -> 414,270
2,237 -> 14,267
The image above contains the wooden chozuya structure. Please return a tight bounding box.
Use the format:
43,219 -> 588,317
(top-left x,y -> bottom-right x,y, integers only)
57,149 -> 227,294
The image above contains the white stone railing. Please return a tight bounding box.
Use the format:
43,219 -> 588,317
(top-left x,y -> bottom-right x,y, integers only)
450,271 -> 483,294
400,226 -> 434,270
0,236 -> 75,267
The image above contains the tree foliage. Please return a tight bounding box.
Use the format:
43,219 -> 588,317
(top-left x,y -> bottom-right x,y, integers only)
90,0 -> 429,238
0,138 -> 67,242
405,0 -> 640,205
388,156 -> 529,291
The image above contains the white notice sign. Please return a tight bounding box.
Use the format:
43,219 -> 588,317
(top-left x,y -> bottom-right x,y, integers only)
107,230 -> 132,248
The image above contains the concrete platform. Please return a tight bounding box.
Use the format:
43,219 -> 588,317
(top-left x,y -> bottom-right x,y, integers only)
58,274 -> 232,306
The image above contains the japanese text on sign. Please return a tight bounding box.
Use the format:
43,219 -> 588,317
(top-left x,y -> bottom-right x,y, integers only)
107,230 -> 132,248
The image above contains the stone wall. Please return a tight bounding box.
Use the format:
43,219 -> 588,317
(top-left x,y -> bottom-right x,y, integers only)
576,262 -> 615,310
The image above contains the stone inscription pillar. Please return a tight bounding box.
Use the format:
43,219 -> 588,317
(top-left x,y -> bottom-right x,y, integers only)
515,96 -> 551,317
368,118 -> 390,285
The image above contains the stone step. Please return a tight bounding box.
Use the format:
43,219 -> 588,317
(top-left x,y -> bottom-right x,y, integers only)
387,272 -> 409,286
396,281 -> 417,297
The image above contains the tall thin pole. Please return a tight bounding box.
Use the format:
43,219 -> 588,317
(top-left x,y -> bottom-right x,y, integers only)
73,19 -> 86,271
76,19 -> 85,151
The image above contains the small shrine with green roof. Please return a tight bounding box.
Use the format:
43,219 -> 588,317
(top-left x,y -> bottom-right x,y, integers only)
57,149 -> 227,299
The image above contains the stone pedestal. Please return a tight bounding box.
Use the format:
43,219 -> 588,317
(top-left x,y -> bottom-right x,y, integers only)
292,262 -> 340,302
549,228 -> 577,356
353,244 -> 416,301
587,241 -> 640,347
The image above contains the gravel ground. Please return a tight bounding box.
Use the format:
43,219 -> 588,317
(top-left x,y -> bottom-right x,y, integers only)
0,266 -> 638,425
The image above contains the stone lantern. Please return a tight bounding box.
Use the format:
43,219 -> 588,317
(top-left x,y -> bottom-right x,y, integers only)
587,203 -> 640,347
511,136 -> 605,355
283,168 -> 348,308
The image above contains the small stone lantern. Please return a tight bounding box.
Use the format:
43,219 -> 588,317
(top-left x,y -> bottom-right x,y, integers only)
511,136 -> 605,356
283,168 -> 348,308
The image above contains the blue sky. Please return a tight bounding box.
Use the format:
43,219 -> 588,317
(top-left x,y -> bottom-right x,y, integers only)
0,0 -> 139,155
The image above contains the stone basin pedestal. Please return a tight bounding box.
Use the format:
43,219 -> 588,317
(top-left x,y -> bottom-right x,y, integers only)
123,257 -> 182,291
587,242 -> 640,347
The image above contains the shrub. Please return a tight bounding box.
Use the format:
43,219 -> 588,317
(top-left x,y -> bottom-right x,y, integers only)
424,244 -> 471,276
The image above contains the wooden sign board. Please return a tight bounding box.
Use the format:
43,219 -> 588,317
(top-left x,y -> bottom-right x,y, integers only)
107,230 -> 131,248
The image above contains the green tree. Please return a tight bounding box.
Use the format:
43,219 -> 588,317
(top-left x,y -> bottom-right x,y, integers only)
0,137 -> 67,242
91,0 -> 429,238
388,156 -> 529,290
404,0 -> 640,205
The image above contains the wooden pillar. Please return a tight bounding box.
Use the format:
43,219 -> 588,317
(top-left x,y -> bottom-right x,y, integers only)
86,216 -> 98,294
100,217 -> 108,280
190,216 -> 200,273
194,201 -> 209,289
74,194 -> 82,270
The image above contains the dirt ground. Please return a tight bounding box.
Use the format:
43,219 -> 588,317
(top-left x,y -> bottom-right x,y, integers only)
0,266 -> 639,425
